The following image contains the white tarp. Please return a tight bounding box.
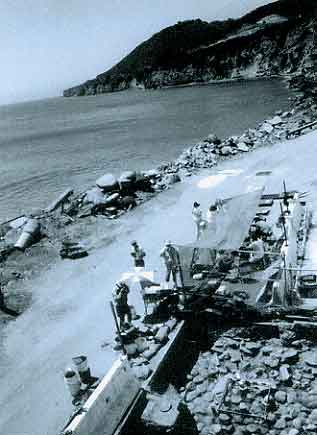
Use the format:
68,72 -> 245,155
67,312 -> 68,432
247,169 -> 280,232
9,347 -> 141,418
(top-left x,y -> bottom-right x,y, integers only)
187,188 -> 264,251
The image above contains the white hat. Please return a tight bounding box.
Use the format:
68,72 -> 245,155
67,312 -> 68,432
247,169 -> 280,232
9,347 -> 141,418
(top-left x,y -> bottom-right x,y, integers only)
165,240 -> 172,246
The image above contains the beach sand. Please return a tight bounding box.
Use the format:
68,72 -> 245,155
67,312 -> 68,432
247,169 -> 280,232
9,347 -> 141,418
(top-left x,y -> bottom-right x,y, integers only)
1,129 -> 317,434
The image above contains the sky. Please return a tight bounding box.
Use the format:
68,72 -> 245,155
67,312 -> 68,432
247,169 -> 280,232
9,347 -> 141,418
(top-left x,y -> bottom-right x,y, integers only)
0,0 -> 276,105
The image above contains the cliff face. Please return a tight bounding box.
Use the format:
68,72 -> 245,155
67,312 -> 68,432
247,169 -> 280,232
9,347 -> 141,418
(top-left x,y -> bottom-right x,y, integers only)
63,0 -> 317,97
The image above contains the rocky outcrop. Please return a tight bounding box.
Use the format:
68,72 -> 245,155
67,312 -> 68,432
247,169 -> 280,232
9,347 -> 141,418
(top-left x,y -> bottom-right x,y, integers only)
63,0 -> 317,97
181,324 -> 317,435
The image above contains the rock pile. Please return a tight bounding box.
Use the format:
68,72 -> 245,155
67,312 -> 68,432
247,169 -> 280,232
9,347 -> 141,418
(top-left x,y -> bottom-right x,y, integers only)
180,326 -> 317,435
114,318 -> 178,381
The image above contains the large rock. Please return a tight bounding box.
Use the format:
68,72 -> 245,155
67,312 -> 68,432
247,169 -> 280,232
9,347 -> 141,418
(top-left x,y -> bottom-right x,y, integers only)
204,133 -> 221,145
275,390 -> 287,404
159,173 -> 181,187
143,169 -> 161,178
268,116 -> 283,125
96,173 -> 119,192
260,123 -> 274,134
237,142 -> 249,152
118,171 -> 137,191
119,196 -> 137,210
84,187 -> 105,205
220,146 -> 233,156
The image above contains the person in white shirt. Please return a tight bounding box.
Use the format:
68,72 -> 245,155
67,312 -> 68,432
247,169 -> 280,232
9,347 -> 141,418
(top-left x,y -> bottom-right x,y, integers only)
248,234 -> 265,263
206,203 -> 218,224
192,202 -> 203,240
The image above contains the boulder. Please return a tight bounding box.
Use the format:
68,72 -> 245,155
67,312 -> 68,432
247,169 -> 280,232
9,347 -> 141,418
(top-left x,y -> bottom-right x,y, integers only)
104,193 -> 120,206
309,409 -> 317,423
274,417 -> 287,430
96,173 -> 119,192
280,349 -> 299,365
84,187 -> 105,206
220,146 -> 233,156
119,170 -> 137,183
292,417 -> 304,430
260,123 -> 274,134
118,171 -> 137,192
237,142 -> 249,152
204,133 -> 221,144
143,169 -> 160,179
279,366 -> 291,384
268,116 -> 283,125
119,196 -> 137,210
275,390 -> 287,404
163,173 -> 181,185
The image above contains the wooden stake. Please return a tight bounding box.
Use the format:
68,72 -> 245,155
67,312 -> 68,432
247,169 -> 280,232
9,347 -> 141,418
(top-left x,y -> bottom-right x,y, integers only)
280,202 -> 288,246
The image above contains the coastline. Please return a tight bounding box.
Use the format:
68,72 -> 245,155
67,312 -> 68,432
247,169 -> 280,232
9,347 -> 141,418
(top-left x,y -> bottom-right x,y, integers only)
161,73 -> 291,90
0,86 -> 315,320
0,88 -> 317,435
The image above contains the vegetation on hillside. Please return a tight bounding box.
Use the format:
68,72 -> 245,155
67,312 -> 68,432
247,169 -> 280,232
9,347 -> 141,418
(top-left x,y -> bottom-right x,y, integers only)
64,0 -> 317,96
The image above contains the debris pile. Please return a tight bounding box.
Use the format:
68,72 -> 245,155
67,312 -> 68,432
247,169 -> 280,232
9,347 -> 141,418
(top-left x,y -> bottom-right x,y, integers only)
59,239 -> 88,260
113,318 -> 178,381
180,326 -> 317,435
174,98 -> 317,171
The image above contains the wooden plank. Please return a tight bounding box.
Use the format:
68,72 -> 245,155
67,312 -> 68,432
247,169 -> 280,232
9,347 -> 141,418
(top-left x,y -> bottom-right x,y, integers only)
45,188 -> 74,213
0,214 -> 26,228
62,357 -> 141,435
287,120 -> 317,138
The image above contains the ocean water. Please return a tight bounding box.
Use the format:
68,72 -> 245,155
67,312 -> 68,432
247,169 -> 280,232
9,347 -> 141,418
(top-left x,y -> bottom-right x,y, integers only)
0,79 -> 292,222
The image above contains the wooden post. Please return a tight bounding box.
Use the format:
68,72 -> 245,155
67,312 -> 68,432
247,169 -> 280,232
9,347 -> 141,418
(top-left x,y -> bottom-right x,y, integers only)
280,202 -> 288,246
283,180 -> 290,214
110,301 -> 126,355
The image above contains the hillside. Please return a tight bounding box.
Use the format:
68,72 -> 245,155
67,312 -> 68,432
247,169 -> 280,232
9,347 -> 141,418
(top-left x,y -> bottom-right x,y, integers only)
63,0 -> 317,97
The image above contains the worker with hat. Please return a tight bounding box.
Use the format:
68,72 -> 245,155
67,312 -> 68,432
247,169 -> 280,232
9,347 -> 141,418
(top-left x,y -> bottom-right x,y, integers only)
130,240 -> 146,268
160,240 -> 182,289
113,280 -> 132,330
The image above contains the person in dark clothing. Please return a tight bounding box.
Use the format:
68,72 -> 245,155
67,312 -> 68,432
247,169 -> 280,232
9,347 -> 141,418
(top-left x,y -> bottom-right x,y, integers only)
215,250 -> 234,274
0,285 -> 4,309
0,282 -> 19,317
160,241 -> 182,288
130,240 -> 146,267
113,281 -> 132,330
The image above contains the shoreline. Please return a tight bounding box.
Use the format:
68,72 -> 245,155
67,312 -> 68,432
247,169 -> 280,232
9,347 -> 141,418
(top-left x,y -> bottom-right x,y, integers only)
1,90 -> 317,435
160,73 -> 291,90
0,88 -> 316,319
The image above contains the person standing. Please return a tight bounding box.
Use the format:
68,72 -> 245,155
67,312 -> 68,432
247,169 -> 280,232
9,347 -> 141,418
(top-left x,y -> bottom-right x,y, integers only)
130,240 -> 146,267
113,281 -> 132,330
192,202 -> 203,240
160,241 -> 182,289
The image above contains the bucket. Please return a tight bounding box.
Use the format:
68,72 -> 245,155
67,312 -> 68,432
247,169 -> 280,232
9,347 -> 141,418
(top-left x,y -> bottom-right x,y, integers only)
64,368 -> 82,397
72,355 -> 91,384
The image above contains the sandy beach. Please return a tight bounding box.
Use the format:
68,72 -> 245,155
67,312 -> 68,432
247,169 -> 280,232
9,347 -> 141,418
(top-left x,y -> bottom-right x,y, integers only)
1,126 -> 317,434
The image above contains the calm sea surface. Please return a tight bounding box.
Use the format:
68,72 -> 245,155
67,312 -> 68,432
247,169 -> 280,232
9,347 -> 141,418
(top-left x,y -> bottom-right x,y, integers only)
0,79 -> 292,221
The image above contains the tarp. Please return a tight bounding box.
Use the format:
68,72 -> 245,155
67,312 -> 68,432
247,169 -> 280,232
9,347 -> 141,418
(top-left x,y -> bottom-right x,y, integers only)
187,188 -> 264,251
